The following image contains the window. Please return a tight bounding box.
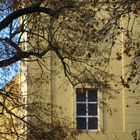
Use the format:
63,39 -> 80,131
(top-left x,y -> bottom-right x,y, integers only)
76,88 -> 98,130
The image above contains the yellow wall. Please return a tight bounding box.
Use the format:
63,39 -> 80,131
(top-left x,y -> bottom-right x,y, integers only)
25,51 -> 140,140
23,7 -> 140,140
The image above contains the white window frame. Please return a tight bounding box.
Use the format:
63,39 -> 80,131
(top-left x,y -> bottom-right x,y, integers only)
76,88 -> 100,131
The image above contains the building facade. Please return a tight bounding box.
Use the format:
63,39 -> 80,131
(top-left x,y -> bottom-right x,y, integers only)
20,3 -> 140,140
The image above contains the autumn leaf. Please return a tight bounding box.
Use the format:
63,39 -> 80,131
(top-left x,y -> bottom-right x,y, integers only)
91,28 -> 96,34
79,88 -> 86,94
125,83 -> 130,88
121,78 -> 130,88
127,77 -> 132,82
130,63 -> 137,69
116,52 -> 122,60
121,78 -> 125,85
87,53 -> 91,58
136,100 -> 140,104
136,42 -> 140,48
123,47 -> 131,55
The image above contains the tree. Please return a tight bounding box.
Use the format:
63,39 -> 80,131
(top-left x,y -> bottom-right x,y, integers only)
0,0 -> 19,89
0,0 -> 140,139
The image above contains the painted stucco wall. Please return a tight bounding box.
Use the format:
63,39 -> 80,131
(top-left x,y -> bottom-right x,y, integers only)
25,50 -> 140,140
24,8 -> 140,140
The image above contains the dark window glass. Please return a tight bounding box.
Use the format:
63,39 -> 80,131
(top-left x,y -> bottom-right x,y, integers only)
77,104 -> 86,115
88,117 -> 98,129
88,89 -> 97,102
88,104 -> 97,115
76,89 -> 86,102
77,117 -> 86,129
76,88 -> 98,130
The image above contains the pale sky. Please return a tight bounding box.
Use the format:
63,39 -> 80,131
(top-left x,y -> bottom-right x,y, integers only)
0,2 -> 19,89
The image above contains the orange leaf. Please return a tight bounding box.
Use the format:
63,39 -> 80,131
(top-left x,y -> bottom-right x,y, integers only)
91,28 -> 96,34
130,63 -> 137,69
123,48 -> 131,55
121,79 -> 130,88
124,83 -> 130,88
79,88 -> 85,94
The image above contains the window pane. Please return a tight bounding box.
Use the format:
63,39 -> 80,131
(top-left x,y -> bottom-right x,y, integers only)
76,89 -> 86,102
88,89 -> 97,102
77,104 -> 86,115
77,117 -> 86,130
88,117 -> 98,130
88,104 -> 97,115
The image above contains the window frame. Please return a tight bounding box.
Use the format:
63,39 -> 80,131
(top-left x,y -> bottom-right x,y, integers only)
76,88 -> 100,131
